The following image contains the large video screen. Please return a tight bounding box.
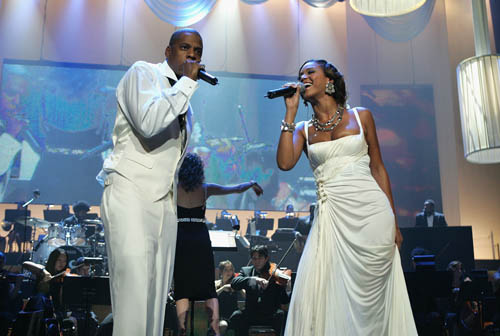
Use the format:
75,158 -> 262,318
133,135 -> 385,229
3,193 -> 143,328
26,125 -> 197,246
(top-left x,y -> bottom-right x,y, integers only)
0,60 -> 441,225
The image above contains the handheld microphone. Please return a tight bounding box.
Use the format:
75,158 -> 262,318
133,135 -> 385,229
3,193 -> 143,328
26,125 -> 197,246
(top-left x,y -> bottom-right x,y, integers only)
198,69 -> 218,85
265,84 -> 304,99
33,189 -> 40,199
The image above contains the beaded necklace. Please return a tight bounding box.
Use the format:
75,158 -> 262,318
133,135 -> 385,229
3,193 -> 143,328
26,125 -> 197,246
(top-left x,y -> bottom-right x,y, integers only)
312,104 -> 344,132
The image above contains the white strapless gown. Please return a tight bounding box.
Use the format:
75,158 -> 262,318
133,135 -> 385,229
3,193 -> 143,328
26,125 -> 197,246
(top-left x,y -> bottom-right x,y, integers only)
284,109 -> 417,336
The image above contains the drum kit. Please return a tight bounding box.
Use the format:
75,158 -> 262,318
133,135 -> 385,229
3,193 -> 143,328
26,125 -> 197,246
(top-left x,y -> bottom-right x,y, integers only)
28,218 -> 108,275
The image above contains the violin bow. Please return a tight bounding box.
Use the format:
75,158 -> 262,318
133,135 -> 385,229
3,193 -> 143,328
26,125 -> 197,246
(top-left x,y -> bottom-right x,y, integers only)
267,237 -> 298,282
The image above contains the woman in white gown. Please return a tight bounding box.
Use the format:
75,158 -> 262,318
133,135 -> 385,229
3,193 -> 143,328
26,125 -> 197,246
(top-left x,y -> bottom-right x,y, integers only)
277,59 -> 417,336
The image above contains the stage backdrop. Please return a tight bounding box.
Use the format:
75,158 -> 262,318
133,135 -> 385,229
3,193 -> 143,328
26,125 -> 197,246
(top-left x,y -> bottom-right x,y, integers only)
0,60 -> 441,225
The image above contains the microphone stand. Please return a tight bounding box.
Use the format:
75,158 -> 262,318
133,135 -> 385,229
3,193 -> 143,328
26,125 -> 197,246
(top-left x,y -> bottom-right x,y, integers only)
22,193 -> 38,261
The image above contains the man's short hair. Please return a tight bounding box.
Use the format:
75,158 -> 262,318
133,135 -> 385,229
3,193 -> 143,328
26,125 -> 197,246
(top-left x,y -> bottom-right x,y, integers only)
169,28 -> 201,46
250,245 -> 268,258
73,200 -> 90,213
424,199 -> 435,205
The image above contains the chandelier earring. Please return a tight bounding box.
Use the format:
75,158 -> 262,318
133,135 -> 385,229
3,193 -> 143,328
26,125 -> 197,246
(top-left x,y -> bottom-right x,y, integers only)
325,81 -> 335,95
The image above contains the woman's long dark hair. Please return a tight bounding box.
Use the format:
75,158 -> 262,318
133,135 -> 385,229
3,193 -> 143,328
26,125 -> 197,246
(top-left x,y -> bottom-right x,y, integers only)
45,248 -> 67,275
299,59 -> 347,107
178,153 -> 205,192
218,260 -> 235,284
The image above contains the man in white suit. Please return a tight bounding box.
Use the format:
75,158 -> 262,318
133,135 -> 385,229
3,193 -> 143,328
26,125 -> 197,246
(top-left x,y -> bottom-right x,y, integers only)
97,28 -> 204,335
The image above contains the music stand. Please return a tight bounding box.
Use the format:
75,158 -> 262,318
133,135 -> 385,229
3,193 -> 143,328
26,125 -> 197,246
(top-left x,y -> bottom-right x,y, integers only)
63,276 -> 111,334
4,209 -> 33,257
412,254 -> 436,271
85,213 -> 99,220
4,209 -> 30,223
209,230 -> 237,251
43,209 -> 69,222
255,218 -> 273,236
215,217 -> 233,231
278,217 -> 298,229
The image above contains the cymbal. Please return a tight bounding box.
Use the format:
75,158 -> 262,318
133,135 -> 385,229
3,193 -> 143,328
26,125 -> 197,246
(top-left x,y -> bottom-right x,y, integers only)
82,219 -> 102,225
15,217 -> 52,228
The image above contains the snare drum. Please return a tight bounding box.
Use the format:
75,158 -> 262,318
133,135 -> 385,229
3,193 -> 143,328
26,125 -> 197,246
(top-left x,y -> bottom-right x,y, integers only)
46,224 -> 65,247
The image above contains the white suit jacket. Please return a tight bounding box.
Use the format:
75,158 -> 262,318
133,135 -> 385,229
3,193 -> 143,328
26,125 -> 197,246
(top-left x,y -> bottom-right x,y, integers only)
97,60 -> 198,202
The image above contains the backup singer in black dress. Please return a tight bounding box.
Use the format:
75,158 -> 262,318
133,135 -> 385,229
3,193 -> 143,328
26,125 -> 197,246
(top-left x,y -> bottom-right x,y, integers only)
174,153 -> 263,335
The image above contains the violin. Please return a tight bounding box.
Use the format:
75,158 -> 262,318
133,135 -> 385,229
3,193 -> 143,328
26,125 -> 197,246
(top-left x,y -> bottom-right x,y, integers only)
260,262 -> 292,287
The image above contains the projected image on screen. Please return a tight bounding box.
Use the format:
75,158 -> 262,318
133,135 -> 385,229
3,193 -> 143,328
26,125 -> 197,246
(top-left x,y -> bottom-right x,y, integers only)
0,61 -> 123,206
0,61 -> 441,219
0,60 -> 315,210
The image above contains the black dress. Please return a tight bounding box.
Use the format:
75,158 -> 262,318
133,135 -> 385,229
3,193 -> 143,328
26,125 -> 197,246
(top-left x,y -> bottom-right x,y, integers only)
173,204 -> 217,301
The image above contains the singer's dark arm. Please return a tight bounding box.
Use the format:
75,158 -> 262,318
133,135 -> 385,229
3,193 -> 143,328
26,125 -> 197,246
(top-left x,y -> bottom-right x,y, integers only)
277,86 -> 306,171
205,182 -> 263,197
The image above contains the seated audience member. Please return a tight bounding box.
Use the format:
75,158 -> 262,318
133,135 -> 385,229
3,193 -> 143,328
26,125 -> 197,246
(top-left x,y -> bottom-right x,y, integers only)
230,245 -> 290,336
415,199 -> 447,227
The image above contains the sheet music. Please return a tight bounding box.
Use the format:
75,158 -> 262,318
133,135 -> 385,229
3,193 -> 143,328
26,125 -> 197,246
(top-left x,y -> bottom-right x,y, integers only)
209,230 -> 237,250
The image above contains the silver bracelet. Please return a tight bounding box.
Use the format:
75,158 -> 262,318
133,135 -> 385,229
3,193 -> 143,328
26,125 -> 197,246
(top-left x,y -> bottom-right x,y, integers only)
281,120 -> 296,133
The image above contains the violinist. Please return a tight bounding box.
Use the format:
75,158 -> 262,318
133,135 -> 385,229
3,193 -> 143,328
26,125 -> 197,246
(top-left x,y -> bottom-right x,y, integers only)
215,260 -> 245,334
230,245 -> 290,336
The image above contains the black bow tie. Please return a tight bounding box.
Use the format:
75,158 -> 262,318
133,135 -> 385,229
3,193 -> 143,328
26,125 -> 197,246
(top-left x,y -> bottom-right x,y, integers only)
168,77 -> 177,87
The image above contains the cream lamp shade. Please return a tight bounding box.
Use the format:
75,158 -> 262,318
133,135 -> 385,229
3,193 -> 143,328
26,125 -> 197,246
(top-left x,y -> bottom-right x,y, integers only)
350,0 -> 426,17
457,55 -> 500,164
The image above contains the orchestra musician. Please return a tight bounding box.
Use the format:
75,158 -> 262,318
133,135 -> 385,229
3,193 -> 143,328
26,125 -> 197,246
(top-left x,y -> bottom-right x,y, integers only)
174,152 -> 263,336
22,248 -> 100,335
215,260 -> 245,335
19,248 -> 72,335
230,245 -> 291,336
293,203 -> 315,254
62,200 -> 91,226
0,251 -> 23,334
